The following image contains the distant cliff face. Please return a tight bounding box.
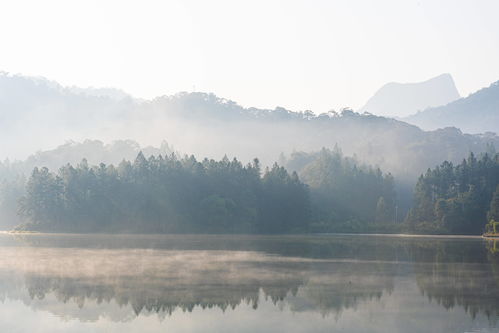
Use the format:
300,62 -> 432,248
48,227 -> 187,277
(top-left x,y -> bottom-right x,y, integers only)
403,81 -> 499,134
360,74 -> 460,117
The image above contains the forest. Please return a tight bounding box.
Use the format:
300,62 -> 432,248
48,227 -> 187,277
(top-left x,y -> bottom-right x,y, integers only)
1,73 -> 499,235
285,147 -> 397,232
2,145 -> 498,235
5,147 -> 398,234
406,152 -> 499,234
16,153 -> 310,233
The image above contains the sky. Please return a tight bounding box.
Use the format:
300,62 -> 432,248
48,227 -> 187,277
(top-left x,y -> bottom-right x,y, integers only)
1,0 -> 499,113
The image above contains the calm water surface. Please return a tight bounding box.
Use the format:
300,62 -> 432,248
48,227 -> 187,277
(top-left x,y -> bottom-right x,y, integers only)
0,233 -> 498,332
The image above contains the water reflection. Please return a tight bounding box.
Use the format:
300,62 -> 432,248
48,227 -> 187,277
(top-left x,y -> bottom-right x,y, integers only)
486,238 -> 499,255
0,234 -> 498,331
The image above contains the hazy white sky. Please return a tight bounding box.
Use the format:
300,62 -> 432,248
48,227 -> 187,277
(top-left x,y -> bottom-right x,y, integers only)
1,0 -> 499,113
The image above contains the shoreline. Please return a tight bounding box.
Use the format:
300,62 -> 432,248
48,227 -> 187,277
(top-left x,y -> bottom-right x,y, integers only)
1,230 -> 486,239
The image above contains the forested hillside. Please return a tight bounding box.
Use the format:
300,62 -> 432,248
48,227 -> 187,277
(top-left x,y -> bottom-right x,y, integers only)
406,152 -> 499,234
404,81 -> 499,134
0,73 -> 136,159
1,73 -> 498,187
143,93 -> 499,183
1,73 -> 499,235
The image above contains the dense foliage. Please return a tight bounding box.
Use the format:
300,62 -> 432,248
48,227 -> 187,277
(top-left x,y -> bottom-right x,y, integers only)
286,147 -> 397,232
7,144 -> 499,236
0,140 -> 175,230
17,153 -> 310,233
9,147 -> 400,234
488,185 -> 499,222
406,152 -> 499,234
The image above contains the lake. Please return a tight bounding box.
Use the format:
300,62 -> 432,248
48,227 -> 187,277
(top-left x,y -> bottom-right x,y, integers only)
0,233 -> 498,332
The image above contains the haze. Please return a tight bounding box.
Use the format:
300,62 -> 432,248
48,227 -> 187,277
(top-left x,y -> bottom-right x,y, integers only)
2,0 -> 499,112
1,2 -> 499,332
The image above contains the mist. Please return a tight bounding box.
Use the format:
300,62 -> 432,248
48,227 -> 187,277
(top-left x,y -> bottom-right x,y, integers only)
2,1 -> 499,331
2,72 -> 499,230
2,72 -> 497,178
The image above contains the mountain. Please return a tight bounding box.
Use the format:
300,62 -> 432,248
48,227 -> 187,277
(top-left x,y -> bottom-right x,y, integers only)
403,81 -> 499,134
360,74 -> 460,117
1,73 -> 499,228
0,72 -> 137,159
142,93 -> 499,184
0,72 -> 497,185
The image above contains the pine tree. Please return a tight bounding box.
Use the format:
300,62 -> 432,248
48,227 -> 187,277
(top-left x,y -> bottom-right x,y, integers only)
488,184 -> 499,222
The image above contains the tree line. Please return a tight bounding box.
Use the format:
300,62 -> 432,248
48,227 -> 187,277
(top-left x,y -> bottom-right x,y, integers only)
14,148 -> 398,233
7,147 -> 499,235
17,153 -> 310,233
406,152 -> 499,234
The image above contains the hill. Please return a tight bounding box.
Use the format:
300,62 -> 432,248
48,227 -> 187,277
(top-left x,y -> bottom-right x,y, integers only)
0,72 -> 137,159
0,72 -> 498,185
404,81 -> 499,134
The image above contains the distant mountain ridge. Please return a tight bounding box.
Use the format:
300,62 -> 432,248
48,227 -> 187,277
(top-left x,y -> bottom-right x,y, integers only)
360,74 -> 460,117
0,72 -> 498,186
403,81 -> 499,134
0,72 -> 138,159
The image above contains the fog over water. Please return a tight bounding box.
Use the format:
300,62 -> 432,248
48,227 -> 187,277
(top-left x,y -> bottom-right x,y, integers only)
0,234 -> 497,332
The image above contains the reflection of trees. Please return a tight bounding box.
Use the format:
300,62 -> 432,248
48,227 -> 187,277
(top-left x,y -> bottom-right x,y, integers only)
486,239 -> 499,299
411,239 -> 499,320
415,263 -> 499,319
486,239 -> 499,255
23,274 -> 268,316
1,234 -> 497,323
290,261 -> 395,317
16,265 -> 396,320
0,241 -> 395,321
